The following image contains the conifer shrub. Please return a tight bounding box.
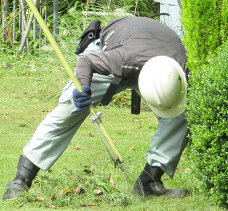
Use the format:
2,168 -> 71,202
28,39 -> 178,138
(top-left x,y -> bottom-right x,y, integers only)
181,0 -> 228,70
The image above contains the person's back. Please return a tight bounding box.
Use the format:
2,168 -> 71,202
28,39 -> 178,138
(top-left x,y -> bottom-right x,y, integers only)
99,17 -> 187,70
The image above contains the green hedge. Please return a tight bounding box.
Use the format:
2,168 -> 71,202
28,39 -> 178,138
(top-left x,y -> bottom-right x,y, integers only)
186,41 -> 228,208
182,1 -> 228,207
181,0 -> 228,70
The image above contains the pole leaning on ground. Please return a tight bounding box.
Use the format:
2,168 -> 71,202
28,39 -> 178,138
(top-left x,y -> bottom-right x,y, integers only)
24,0 -> 124,163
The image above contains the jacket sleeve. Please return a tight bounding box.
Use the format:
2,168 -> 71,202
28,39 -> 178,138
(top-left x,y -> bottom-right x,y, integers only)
75,45 -> 124,86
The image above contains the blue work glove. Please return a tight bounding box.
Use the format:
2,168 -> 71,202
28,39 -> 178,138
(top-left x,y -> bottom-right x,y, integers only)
73,85 -> 92,111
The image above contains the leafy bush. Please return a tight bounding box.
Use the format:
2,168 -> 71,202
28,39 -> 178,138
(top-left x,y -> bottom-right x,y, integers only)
181,0 -> 228,70
186,41 -> 228,208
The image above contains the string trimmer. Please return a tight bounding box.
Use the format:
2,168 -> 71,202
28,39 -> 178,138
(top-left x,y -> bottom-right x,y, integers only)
24,0 -> 129,174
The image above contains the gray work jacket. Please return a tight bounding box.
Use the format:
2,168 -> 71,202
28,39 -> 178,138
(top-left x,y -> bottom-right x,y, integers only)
75,17 -> 188,87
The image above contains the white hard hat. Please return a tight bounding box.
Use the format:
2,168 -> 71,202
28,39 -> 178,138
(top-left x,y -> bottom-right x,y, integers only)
138,56 -> 187,118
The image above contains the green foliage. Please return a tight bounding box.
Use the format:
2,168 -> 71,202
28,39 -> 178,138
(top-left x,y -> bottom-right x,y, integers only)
186,41 -> 228,208
182,0 -> 228,208
90,0 -> 158,17
57,0 -> 158,43
181,0 -> 228,71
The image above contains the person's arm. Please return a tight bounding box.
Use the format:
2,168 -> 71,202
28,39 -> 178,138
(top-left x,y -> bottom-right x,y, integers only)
75,45 -> 124,86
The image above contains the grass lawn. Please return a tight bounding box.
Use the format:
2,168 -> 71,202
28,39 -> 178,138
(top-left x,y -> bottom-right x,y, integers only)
0,49 -> 225,210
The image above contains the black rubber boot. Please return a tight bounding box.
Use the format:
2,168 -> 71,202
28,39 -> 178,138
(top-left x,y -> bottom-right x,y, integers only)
3,155 -> 40,200
133,163 -> 187,198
